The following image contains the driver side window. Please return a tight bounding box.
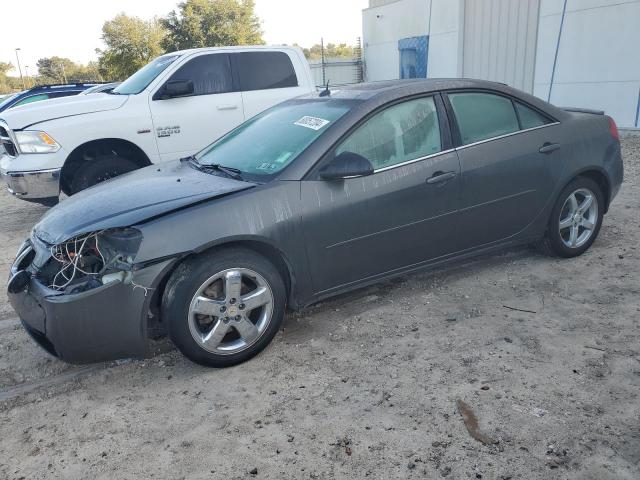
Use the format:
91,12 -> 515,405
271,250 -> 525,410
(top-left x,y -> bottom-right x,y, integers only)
168,53 -> 233,96
336,96 -> 441,170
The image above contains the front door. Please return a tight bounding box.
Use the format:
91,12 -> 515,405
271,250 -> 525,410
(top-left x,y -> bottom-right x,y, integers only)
446,91 -> 561,249
149,53 -> 245,162
301,95 -> 461,295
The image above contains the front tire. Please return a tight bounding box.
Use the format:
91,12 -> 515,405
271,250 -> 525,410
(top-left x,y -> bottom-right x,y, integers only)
542,177 -> 604,258
162,248 -> 286,368
69,155 -> 139,194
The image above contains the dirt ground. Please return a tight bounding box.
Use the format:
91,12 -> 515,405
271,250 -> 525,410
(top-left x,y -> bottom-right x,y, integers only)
0,136 -> 638,480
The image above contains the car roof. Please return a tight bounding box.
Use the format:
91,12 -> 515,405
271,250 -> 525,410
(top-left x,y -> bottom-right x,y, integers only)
27,83 -> 99,92
166,45 -> 302,57
303,78 -> 509,101
298,78 -> 567,120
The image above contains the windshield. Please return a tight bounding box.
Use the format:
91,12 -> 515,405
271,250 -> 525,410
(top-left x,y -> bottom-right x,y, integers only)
113,55 -> 179,95
0,92 -> 22,110
196,99 -> 354,180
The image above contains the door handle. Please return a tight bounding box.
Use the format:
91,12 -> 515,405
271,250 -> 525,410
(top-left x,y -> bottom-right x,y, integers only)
539,142 -> 561,154
217,105 -> 238,110
426,171 -> 457,184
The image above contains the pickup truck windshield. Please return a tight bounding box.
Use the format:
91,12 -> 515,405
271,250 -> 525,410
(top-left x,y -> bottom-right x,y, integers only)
113,55 -> 179,95
196,99 -> 353,180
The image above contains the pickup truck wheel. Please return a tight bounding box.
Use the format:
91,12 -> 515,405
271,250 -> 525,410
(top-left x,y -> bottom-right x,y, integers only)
69,155 -> 139,194
162,248 -> 286,368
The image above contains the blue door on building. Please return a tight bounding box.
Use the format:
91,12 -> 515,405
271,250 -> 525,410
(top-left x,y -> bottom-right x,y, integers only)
399,36 -> 429,79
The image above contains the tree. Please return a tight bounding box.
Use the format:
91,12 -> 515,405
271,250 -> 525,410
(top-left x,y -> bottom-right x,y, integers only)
0,62 -> 21,94
36,57 -> 102,84
298,43 -> 357,60
162,0 -> 263,51
97,14 -> 166,81
36,57 -> 76,83
0,62 -> 12,76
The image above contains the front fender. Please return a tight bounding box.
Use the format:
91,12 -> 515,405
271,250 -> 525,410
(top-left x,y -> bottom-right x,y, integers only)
133,181 -> 314,307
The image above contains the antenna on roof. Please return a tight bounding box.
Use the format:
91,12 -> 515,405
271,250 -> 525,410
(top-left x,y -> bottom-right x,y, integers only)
319,79 -> 331,97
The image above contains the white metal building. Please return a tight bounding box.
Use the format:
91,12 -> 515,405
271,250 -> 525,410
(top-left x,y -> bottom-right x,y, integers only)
363,0 -> 640,128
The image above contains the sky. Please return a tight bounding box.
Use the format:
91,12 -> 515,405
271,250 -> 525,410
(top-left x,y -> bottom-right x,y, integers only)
0,0 -> 369,77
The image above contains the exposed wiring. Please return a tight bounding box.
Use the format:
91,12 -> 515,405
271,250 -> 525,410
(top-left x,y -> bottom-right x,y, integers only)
130,281 -> 154,297
49,231 -> 107,290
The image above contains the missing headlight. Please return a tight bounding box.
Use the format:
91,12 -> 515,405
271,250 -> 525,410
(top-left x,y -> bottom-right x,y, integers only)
40,228 -> 143,292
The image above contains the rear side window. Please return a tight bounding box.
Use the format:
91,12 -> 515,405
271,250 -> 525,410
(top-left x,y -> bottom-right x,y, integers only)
337,96 -> 441,170
449,92 -> 519,145
234,52 -> 298,91
13,94 -> 50,107
169,54 -> 233,95
515,102 -> 552,129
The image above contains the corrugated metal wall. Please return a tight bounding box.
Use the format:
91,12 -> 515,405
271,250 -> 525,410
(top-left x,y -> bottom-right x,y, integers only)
462,0 -> 540,93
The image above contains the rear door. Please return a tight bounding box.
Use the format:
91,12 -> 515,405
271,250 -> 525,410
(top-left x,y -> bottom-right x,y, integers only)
232,51 -> 310,120
445,91 -> 561,250
149,53 -> 245,161
301,94 -> 461,295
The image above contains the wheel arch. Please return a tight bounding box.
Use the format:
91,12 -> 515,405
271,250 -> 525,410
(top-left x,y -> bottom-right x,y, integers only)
572,167 -> 611,213
149,237 -> 300,329
60,138 -> 152,194
202,239 -> 296,304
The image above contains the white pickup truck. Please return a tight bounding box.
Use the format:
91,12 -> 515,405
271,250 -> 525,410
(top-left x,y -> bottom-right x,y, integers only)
0,46 -> 315,204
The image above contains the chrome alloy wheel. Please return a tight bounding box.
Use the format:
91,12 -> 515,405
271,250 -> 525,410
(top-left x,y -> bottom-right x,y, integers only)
559,187 -> 598,249
188,268 -> 274,355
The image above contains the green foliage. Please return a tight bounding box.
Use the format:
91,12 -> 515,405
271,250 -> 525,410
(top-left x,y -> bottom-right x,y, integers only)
97,14 -> 167,81
0,62 -> 24,94
298,43 -> 358,60
37,57 -> 73,83
35,57 -> 102,84
1,0 -> 360,95
0,62 -> 13,76
162,0 -> 264,51
0,58 -> 103,94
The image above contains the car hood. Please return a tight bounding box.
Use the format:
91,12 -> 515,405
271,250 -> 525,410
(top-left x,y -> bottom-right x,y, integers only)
0,94 -> 129,129
34,160 -> 255,245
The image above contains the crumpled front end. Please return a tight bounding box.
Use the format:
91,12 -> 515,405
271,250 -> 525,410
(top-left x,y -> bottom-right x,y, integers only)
8,230 -> 174,364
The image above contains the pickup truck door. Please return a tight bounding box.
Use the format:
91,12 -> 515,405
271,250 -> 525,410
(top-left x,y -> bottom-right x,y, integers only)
149,53 -> 245,161
231,51 -> 313,120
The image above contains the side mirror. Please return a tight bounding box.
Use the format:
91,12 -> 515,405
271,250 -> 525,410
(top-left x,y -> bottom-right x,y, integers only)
319,151 -> 374,180
162,80 -> 194,99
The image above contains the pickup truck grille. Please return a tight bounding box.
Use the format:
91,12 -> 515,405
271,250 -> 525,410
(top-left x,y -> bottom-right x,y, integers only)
0,121 -> 18,157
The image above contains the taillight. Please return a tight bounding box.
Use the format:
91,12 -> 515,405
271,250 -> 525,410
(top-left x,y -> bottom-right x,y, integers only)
607,115 -> 620,142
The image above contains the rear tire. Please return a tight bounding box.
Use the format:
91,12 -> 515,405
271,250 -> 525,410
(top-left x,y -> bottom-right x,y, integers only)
69,155 -> 139,194
162,248 -> 286,368
542,177 -> 604,258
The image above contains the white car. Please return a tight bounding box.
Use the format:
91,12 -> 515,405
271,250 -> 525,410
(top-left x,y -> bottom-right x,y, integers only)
0,46 -> 315,204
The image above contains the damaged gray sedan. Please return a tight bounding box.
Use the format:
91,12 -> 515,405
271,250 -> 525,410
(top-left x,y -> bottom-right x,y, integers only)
8,79 -> 623,367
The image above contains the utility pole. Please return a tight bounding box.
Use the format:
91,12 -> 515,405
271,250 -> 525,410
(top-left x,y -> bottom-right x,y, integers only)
321,37 -> 326,87
15,48 -> 25,90
24,66 -> 30,88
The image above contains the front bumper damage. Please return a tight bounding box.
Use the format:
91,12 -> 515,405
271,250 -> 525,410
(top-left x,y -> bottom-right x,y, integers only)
8,240 -> 175,364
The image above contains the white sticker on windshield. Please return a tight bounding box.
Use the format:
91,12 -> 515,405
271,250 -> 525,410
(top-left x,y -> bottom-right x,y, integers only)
294,116 -> 331,131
